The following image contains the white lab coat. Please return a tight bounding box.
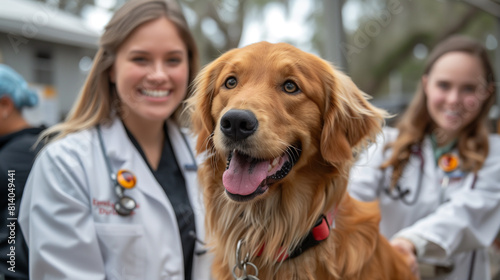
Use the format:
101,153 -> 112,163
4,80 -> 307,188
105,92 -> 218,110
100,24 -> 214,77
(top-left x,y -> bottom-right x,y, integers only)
348,127 -> 500,280
19,117 -> 213,280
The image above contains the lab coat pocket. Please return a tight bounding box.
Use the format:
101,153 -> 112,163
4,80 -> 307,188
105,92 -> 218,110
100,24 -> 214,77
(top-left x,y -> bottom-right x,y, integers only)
95,223 -> 147,280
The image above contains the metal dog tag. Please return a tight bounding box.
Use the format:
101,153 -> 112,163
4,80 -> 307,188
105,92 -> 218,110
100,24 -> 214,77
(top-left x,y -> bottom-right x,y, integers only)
232,261 -> 259,280
233,239 -> 260,280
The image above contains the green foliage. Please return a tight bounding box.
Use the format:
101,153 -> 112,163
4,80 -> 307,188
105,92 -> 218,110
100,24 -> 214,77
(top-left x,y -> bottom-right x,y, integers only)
343,0 -> 496,100
32,0 -> 497,105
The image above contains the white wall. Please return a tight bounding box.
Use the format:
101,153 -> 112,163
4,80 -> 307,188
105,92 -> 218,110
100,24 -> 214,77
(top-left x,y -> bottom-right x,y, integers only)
0,34 -> 96,125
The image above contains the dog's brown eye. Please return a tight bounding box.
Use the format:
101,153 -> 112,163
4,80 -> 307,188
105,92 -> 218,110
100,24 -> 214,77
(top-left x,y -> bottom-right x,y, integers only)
283,80 -> 300,94
224,77 -> 238,89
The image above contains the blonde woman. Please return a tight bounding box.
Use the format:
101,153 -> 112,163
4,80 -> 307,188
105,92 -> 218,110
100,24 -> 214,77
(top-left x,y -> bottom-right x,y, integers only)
19,0 -> 212,279
348,35 -> 500,280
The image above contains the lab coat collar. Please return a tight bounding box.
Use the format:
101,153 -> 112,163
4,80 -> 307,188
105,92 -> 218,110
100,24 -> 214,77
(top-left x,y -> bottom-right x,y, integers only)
165,119 -> 198,173
165,119 -> 207,242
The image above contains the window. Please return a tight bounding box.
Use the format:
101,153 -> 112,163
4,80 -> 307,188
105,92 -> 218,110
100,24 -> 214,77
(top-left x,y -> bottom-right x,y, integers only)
34,50 -> 53,85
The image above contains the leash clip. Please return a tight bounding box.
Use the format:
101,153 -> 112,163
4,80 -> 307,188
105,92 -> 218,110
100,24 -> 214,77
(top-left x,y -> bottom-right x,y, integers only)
232,239 -> 259,280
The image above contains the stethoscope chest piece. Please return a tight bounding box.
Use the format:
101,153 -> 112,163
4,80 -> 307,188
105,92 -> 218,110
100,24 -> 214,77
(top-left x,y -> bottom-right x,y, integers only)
115,195 -> 137,216
113,169 -> 138,216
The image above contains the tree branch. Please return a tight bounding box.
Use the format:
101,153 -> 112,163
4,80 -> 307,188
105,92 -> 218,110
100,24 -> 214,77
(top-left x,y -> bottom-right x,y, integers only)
365,6 -> 481,96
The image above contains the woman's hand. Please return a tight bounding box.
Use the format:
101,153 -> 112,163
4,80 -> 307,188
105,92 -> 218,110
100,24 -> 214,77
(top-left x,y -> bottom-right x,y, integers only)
391,238 -> 420,279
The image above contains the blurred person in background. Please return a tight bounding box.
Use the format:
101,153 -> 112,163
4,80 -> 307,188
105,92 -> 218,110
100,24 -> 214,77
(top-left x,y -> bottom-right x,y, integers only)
0,64 -> 44,280
18,0 -> 212,279
348,35 -> 500,280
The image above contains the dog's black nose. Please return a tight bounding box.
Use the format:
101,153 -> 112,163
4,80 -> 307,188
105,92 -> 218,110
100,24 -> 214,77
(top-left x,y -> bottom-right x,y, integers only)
220,109 -> 258,141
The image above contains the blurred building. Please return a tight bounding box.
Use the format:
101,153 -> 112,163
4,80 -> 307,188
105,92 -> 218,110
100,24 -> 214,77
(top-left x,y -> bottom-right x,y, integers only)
0,0 -> 99,126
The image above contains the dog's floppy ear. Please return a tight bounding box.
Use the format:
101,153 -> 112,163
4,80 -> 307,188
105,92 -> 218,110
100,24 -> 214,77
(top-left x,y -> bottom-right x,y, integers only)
186,61 -> 220,154
321,68 -> 387,164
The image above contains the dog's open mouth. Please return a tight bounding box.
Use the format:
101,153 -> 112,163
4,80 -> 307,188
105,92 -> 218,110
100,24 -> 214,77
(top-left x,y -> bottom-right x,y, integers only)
223,146 -> 301,201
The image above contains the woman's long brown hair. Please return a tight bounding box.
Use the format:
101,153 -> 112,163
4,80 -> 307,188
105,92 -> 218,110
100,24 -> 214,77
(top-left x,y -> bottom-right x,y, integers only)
382,35 -> 496,187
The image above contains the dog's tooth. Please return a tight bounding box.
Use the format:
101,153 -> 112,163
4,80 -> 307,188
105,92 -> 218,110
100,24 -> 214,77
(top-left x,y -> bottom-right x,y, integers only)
268,157 -> 279,172
267,157 -> 280,172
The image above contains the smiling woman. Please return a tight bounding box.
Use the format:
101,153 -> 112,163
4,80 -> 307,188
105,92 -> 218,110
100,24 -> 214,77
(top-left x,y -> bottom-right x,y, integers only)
422,51 -> 490,143
18,1 -> 212,280
109,16 -> 190,167
348,35 -> 500,280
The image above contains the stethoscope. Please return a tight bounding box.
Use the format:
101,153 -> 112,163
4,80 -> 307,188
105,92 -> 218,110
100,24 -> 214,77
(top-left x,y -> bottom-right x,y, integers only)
384,145 -> 425,206
384,144 -> 476,206
96,124 -> 198,216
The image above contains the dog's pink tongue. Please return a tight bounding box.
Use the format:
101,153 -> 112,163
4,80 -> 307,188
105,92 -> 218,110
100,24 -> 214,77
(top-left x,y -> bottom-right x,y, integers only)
223,151 -> 268,196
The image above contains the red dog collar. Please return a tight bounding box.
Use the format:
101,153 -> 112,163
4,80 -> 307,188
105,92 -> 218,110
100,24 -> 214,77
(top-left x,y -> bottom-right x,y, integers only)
257,207 -> 337,261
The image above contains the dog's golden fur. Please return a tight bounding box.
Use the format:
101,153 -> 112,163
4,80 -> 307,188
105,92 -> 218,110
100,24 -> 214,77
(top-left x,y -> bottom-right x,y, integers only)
187,42 -> 415,280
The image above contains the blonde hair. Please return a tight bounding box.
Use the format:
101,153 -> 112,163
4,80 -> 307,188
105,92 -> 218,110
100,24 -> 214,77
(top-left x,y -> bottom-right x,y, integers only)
382,35 -> 496,186
41,0 -> 199,142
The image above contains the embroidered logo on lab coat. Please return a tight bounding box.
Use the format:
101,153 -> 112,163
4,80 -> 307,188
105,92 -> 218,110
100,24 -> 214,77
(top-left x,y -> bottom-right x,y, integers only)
92,199 -> 139,215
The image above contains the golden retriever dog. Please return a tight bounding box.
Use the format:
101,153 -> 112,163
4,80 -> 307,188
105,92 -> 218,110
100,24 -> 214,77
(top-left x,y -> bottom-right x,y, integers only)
187,42 -> 415,280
